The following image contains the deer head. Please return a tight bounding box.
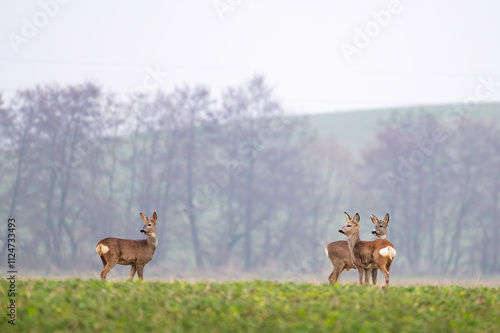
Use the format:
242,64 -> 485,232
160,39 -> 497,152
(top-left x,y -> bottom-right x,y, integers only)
140,212 -> 157,236
371,213 -> 389,239
338,212 -> 360,237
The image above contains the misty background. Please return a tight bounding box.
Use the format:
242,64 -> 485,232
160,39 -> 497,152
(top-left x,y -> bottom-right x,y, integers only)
1,1 -> 499,282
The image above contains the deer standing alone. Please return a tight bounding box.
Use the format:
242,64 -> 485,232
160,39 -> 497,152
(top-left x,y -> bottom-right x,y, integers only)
325,213 -> 390,284
339,212 -> 396,287
96,212 -> 158,280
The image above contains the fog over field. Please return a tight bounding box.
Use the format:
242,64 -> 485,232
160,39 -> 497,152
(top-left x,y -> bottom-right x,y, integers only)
1,1 -> 499,285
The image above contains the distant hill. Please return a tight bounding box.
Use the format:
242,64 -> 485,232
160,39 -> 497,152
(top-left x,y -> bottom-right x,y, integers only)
301,103 -> 500,151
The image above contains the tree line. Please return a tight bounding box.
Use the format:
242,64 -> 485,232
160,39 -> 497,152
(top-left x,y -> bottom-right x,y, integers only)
1,78 -> 499,278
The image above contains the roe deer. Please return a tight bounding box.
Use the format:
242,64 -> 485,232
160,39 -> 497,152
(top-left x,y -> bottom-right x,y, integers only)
96,212 -> 158,280
368,213 -> 390,285
325,213 -> 390,284
339,212 -> 396,287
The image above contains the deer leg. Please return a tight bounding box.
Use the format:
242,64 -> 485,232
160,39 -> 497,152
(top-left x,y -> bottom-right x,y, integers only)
371,269 -> 378,285
100,256 -> 107,268
129,265 -> 137,280
329,262 -> 345,284
100,258 -> 118,281
364,269 -> 370,284
333,264 -> 345,283
386,260 -> 393,272
357,267 -> 364,285
136,265 -> 144,280
328,271 -> 334,284
379,265 -> 390,287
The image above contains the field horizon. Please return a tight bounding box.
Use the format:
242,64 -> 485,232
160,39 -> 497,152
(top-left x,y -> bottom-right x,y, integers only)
9,273 -> 500,288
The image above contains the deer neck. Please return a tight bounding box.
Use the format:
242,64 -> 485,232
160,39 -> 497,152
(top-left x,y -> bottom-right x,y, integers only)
146,233 -> 158,251
346,230 -> 361,253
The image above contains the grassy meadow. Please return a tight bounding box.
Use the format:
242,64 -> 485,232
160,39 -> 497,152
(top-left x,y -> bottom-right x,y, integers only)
1,279 -> 499,332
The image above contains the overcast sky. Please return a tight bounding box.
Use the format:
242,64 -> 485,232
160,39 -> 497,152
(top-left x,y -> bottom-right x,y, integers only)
1,0 -> 500,114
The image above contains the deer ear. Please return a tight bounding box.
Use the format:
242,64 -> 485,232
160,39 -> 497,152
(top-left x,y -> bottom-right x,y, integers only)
152,212 -> 157,222
354,213 -> 360,223
370,214 -> 379,224
344,212 -> 351,222
140,213 -> 149,223
384,213 -> 389,225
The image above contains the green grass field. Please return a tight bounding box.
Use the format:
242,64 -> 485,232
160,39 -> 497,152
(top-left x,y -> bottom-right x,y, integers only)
1,279 -> 499,332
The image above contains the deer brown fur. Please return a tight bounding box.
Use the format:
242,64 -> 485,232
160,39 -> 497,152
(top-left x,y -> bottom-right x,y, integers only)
325,241 -> 355,284
325,213 -> 390,284
339,212 -> 396,287
96,212 -> 158,280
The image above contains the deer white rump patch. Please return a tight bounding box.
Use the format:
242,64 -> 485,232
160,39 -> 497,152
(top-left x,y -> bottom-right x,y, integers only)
379,246 -> 396,260
325,246 -> 329,257
96,244 -> 109,255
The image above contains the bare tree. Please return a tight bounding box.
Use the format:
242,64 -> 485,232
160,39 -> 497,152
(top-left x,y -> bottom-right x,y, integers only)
360,109 -> 500,275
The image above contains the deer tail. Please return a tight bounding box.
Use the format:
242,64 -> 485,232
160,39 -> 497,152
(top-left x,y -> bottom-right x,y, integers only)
96,243 -> 109,256
379,246 -> 396,260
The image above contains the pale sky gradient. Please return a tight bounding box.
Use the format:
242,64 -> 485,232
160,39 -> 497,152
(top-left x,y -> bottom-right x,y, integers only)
1,0 -> 500,114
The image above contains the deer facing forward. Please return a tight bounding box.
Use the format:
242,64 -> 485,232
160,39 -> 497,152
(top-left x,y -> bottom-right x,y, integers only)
339,212 -> 396,287
325,213 -> 390,284
96,212 -> 158,280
